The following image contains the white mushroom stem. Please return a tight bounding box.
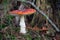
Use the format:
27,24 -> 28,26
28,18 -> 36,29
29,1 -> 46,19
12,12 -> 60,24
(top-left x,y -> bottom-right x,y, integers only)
15,16 -> 19,24
19,15 -> 26,34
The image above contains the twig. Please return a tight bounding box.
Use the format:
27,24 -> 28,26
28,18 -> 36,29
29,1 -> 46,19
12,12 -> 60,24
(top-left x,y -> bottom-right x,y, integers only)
42,34 -> 47,40
32,0 -> 35,3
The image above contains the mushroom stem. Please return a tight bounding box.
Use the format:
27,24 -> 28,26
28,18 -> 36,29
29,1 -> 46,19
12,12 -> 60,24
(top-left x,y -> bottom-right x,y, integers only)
15,16 -> 19,24
19,15 -> 26,34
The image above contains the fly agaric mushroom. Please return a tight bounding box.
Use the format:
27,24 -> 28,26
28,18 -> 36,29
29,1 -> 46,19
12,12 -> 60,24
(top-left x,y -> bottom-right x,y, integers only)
9,8 -> 36,34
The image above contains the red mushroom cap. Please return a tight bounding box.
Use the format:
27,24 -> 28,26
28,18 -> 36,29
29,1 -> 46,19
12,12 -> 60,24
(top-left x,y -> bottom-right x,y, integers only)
9,10 -> 22,14
20,9 -> 36,15
9,8 -> 36,15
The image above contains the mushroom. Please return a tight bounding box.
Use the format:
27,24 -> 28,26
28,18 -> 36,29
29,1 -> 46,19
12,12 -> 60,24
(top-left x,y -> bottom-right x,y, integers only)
9,8 -> 36,34
41,27 -> 48,31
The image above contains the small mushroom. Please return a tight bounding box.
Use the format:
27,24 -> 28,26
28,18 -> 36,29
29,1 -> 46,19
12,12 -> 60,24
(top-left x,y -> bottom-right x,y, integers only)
40,27 -> 48,31
9,8 -> 36,34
